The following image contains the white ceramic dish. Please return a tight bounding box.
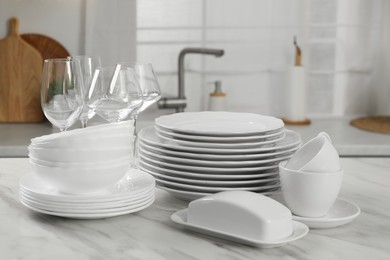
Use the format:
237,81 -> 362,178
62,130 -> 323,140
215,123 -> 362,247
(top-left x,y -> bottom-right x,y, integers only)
30,134 -> 133,150
171,209 -> 308,247
140,166 -> 279,187
138,160 -> 279,180
20,192 -> 154,213
187,191 -> 294,241
139,153 -> 278,174
139,146 -> 292,168
155,112 -> 284,136
156,178 -> 280,193
138,127 -> 301,155
30,160 -> 131,194
159,186 -> 280,201
292,198 -> 360,229
28,147 -> 131,163
19,170 -> 155,202
20,188 -> 154,209
20,197 -> 154,219
155,125 -> 285,143
155,130 -> 285,149
139,141 -> 299,161
31,120 -> 133,144
286,132 -> 340,173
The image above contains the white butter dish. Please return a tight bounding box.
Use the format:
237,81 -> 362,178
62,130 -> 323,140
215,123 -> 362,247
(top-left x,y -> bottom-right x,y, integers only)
171,191 -> 308,247
171,209 -> 308,248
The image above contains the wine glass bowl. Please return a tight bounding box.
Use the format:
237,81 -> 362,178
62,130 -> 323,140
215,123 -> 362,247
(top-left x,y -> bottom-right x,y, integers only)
87,66 -> 144,123
40,58 -> 84,131
116,62 -> 161,114
70,55 -> 102,127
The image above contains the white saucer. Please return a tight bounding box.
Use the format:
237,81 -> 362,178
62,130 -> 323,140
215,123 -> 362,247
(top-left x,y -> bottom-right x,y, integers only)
171,209 -> 308,248
292,198 -> 361,229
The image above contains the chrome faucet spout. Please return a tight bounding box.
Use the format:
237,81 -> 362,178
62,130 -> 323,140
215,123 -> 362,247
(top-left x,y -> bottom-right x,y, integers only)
157,47 -> 225,113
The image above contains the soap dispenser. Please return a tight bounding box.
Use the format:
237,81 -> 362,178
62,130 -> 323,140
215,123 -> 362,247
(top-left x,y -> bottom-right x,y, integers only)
208,80 -> 226,111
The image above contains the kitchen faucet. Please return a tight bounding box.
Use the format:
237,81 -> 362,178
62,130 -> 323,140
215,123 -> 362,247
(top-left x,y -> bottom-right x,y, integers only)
157,47 -> 225,113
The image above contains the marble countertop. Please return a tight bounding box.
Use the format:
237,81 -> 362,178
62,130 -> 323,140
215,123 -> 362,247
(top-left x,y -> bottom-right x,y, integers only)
0,157 -> 389,259
1,117 -> 390,157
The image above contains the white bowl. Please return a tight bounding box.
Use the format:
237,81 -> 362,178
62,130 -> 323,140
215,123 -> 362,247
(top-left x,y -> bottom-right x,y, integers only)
285,132 -> 340,173
29,134 -> 133,150
30,159 -> 130,194
31,120 -> 133,145
28,146 -> 131,163
29,155 -> 130,168
187,190 -> 293,241
279,162 -> 343,218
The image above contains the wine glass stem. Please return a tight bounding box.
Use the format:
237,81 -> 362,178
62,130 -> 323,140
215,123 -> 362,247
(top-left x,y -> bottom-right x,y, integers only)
131,115 -> 138,168
80,119 -> 88,128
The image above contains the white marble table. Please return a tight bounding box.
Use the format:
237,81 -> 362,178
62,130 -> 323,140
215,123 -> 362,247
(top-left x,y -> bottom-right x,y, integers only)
0,158 -> 389,259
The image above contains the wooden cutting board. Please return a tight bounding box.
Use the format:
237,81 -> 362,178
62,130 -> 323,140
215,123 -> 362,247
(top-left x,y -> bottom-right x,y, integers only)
0,17 -> 44,122
21,33 -> 70,61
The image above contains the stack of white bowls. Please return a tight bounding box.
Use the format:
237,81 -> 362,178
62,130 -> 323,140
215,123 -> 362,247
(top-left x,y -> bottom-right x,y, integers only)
28,121 -> 134,194
137,112 -> 302,201
19,120 -> 156,219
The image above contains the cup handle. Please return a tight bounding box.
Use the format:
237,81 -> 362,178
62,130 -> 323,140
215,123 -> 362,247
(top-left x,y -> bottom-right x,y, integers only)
318,132 -> 332,143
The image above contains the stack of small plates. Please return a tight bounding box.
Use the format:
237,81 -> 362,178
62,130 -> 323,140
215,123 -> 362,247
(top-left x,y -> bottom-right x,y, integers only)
19,169 -> 155,219
137,112 -> 301,201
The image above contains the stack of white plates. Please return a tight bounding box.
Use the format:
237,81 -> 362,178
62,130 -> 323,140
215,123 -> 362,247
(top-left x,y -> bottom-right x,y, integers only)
19,169 -> 155,219
137,112 -> 301,201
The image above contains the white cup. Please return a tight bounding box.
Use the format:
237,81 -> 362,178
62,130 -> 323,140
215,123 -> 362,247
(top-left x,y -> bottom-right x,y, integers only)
285,132 -> 341,173
279,162 -> 343,217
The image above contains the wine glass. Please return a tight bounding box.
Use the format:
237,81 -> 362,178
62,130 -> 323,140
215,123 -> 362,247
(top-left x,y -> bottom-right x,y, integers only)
87,66 -> 144,123
116,62 -> 161,167
40,58 -> 84,131
116,62 -> 161,117
70,55 -> 102,128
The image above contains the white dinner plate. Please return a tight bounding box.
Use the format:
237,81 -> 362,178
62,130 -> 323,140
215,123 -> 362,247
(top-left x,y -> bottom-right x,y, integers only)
171,209 -> 308,248
155,125 -> 285,143
138,141 -> 299,161
292,198 -> 361,229
20,192 -> 154,213
20,197 -> 154,219
138,127 -> 301,155
159,186 -> 279,201
155,130 -> 285,149
139,153 -> 279,174
20,189 -> 154,210
138,146 -> 293,168
19,170 -> 155,203
156,178 -> 280,193
155,112 -> 284,136
141,166 -> 279,187
138,160 -> 280,180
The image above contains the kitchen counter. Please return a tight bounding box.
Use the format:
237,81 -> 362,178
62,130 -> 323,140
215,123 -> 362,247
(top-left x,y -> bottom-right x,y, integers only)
1,117 -> 390,157
0,157 -> 389,259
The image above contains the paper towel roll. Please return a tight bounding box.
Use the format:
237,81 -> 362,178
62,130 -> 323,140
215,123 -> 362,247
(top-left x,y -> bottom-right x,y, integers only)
285,66 -> 307,122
